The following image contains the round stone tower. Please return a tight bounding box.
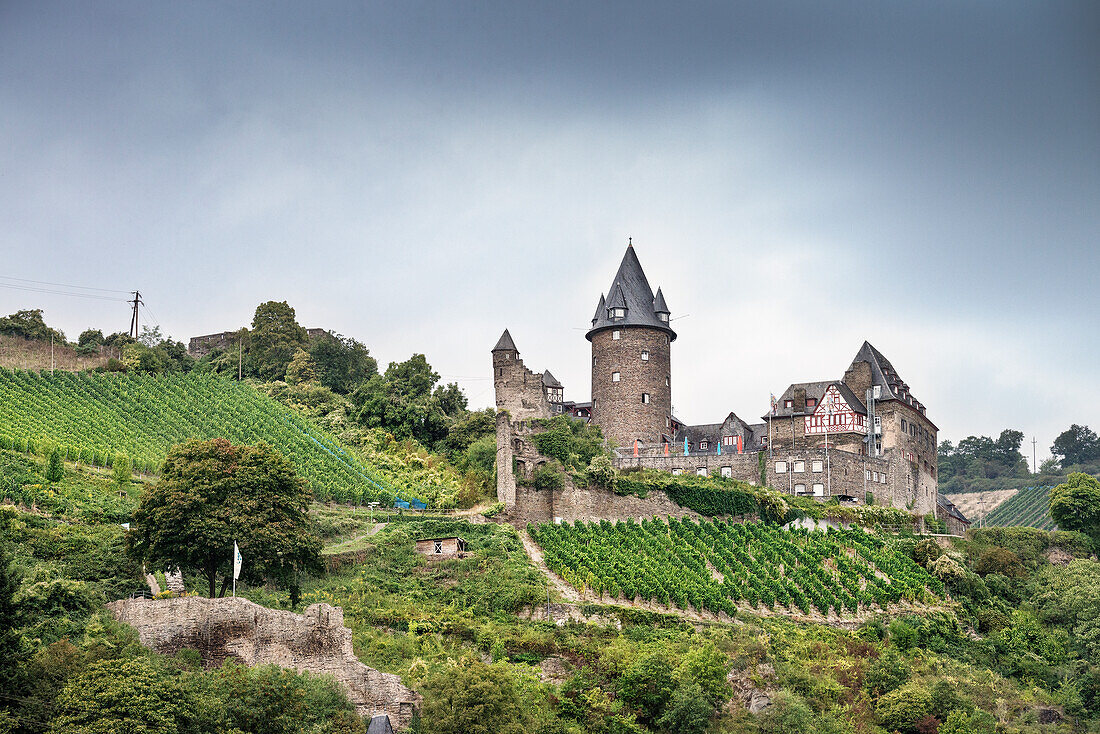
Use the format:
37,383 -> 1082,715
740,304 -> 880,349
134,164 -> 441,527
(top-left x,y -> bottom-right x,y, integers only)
586,243 -> 676,450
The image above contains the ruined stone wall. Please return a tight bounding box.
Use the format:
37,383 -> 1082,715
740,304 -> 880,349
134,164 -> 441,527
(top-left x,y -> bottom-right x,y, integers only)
493,350 -> 551,420
614,453 -> 761,484
589,327 -> 671,449
107,597 -> 421,729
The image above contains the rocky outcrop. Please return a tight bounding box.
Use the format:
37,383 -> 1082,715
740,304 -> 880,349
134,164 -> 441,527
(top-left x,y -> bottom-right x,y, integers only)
107,596 -> 420,729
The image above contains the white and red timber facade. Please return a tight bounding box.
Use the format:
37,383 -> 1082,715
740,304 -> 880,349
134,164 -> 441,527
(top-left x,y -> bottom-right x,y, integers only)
493,243 -> 960,525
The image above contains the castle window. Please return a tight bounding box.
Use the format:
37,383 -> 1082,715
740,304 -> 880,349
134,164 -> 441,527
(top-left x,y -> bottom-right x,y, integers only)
901,418 -> 908,432
873,471 -> 879,482
807,398 -> 816,407
642,393 -> 650,404
776,461 -> 787,473
612,371 -> 620,382
641,350 -> 649,362
795,483 -> 807,495
593,356 -> 597,366
613,330 -> 621,340
793,460 -> 805,473
696,467 -> 708,477
666,375 -> 670,386
784,400 -> 793,408
658,313 -> 669,322
672,468 -> 683,476
723,436 -> 734,446
721,466 -> 732,477
666,417 -> 671,427
609,307 -> 626,319
812,483 -> 825,496
880,473 -> 887,484
865,469 -> 871,481
812,460 -> 823,473
700,441 -> 708,450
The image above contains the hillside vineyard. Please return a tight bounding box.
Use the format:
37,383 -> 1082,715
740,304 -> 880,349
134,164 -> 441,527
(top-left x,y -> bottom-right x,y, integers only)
531,518 -> 943,617
0,369 -> 388,502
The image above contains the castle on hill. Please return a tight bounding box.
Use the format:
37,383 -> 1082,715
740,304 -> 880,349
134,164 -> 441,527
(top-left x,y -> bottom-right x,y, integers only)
493,242 -> 962,529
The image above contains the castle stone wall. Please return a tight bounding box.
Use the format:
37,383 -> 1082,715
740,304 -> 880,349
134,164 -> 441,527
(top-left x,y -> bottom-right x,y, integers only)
589,327 -> 671,449
493,350 -> 551,421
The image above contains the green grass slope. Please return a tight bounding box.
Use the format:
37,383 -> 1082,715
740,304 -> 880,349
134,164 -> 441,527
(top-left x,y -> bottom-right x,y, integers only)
0,368 -> 394,502
983,485 -> 1057,530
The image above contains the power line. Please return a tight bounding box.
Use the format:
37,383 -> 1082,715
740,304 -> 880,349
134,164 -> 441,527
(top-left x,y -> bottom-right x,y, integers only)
0,274 -> 129,293
0,282 -> 129,302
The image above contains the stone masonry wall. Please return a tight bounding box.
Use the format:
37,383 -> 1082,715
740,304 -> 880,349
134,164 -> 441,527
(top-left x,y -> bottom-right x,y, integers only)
493,350 -> 551,421
590,327 -> 671,449
107,597 -> 421,729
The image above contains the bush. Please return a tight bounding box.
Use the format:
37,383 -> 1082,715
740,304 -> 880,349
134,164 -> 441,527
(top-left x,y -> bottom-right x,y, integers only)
876,684 -> 933,733
532,463 -> 565,492
973,546 -> 1026,578
586,454 -> 616,490
757,691 -> 814,733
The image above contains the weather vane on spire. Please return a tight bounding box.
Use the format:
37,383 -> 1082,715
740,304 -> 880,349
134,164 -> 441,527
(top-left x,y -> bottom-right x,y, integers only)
628,237 -> 632,246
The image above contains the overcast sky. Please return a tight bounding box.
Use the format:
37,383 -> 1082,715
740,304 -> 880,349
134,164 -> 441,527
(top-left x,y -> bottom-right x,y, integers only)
2,2 -> 1097,461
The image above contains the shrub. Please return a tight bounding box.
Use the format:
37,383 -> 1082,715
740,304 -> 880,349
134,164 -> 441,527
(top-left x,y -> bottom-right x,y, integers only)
973,546 -> 1026,578
532,463 -> 565,492
876,684 -> 933,733
864,648 -> 910,695
586,454 -> 617,490
912,538 -> 942,565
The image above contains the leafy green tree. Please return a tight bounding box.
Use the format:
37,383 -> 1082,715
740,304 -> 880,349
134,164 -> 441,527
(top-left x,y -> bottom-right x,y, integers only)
419,660 -> 530,734
618,653 -> 674,726
1052,425 -> 1100,467
939,709 -> 996,734
434,382 -> 467,417
0,309 -> 64,342
248,301 -> 308,381
757,691 -> 814,733
77,329 -> 104,348
129,438 -> 322,598
308,332 -> 377,394
48,657 -> 191,734
0,544 -> 26,699
45,447 -> 64,483
875,683 -> 933,733
1050,472 -> 1100,547
352,354 -> 455,445
655,682 -> 711,734
285,348 -> 318,385
675,641 -> 730,706
1034,559 -> 1100,660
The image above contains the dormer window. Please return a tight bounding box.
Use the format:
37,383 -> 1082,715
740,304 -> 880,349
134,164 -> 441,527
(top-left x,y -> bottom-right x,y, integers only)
784,400 -> 793,408
657,313 -> 669,323
806,398 -> 816,407
609,307 -> 626,319
700,441 -> 708,450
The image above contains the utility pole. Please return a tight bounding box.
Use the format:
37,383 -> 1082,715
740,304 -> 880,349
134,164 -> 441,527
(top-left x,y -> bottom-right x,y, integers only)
238,336 -> 243,381
128,291 -> 143,339
1032,437 -> 1037,474
50,334 -> 55,374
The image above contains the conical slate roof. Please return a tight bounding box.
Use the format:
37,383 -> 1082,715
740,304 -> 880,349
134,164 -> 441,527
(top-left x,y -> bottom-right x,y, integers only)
653,287 -> 669,314
586,244 -> 676,341
591,294 -> 606,325
542,370 -> 562,388
492,329 -> 518,352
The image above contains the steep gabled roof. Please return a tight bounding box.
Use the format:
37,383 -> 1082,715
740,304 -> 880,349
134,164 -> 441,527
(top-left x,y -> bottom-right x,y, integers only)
367,715 -> 395,734
586,244 -> 676,341
850,341 -> 935,426
492,329 -> 518,353
937,494 -> 970,525
542,370 -> 562,388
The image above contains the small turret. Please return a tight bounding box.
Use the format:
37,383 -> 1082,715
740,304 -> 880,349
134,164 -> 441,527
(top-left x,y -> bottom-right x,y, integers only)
653,287 -> 670,324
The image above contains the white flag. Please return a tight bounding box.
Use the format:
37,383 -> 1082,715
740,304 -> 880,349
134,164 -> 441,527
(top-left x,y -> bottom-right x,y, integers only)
233,541 -> 242,580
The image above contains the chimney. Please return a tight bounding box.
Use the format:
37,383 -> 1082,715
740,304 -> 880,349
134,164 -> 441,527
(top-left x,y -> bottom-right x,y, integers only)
843,361 -> 872,400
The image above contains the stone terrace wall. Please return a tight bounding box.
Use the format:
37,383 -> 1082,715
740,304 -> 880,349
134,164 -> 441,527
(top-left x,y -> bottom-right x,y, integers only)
107,597 -> 420,729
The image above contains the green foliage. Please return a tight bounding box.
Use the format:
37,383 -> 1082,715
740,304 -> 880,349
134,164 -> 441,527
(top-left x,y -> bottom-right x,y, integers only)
757,691 -> 814,733
864,648 -> 910,695
111,455 -> 131,489
586,454 -> 617,490
308,332 -> 378,395
130,438 -> 322,597
875,683 -> 933,733
675,641 -> 729,706
0,309 -> 65,342
532,462 -> 565,492
1033,560 -> 1100,660
249,300 -> 309,381
940,709 -> 996,734
530,415 -> 607,472
49,657 -> 190,734
1052,424 -> 1100,467
618,653 -> 674,726
45,447 -> 64,483
654,681 -> 711,734
352,354 -> 458,446
531,518 -> 942,616
1050,472 -> 1100,546
285,348 -> 318,385
419,660 -> 531,734
973,546 -> 1026,577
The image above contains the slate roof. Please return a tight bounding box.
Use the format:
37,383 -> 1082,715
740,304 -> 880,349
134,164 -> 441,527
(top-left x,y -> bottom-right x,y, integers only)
367,714 -> 395,734
937,494 -> 970,525
586,244 -> 676,341
492,329 -> 518,353
764,381 -> 867,420
542,370 -> 562,388
653,287 -> 670,314
849,341 -> 936,428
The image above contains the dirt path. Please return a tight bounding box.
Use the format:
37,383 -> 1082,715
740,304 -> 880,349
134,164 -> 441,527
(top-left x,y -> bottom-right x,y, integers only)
517,528 -> 581,602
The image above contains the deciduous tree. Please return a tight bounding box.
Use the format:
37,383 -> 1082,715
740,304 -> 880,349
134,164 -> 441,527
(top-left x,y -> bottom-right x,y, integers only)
129,438 -> 322,598
248,300 -> 308,381
1050,472 -> 1100,548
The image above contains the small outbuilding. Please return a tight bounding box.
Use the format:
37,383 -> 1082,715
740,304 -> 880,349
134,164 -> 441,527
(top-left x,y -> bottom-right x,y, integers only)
415,536 -> 468,559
